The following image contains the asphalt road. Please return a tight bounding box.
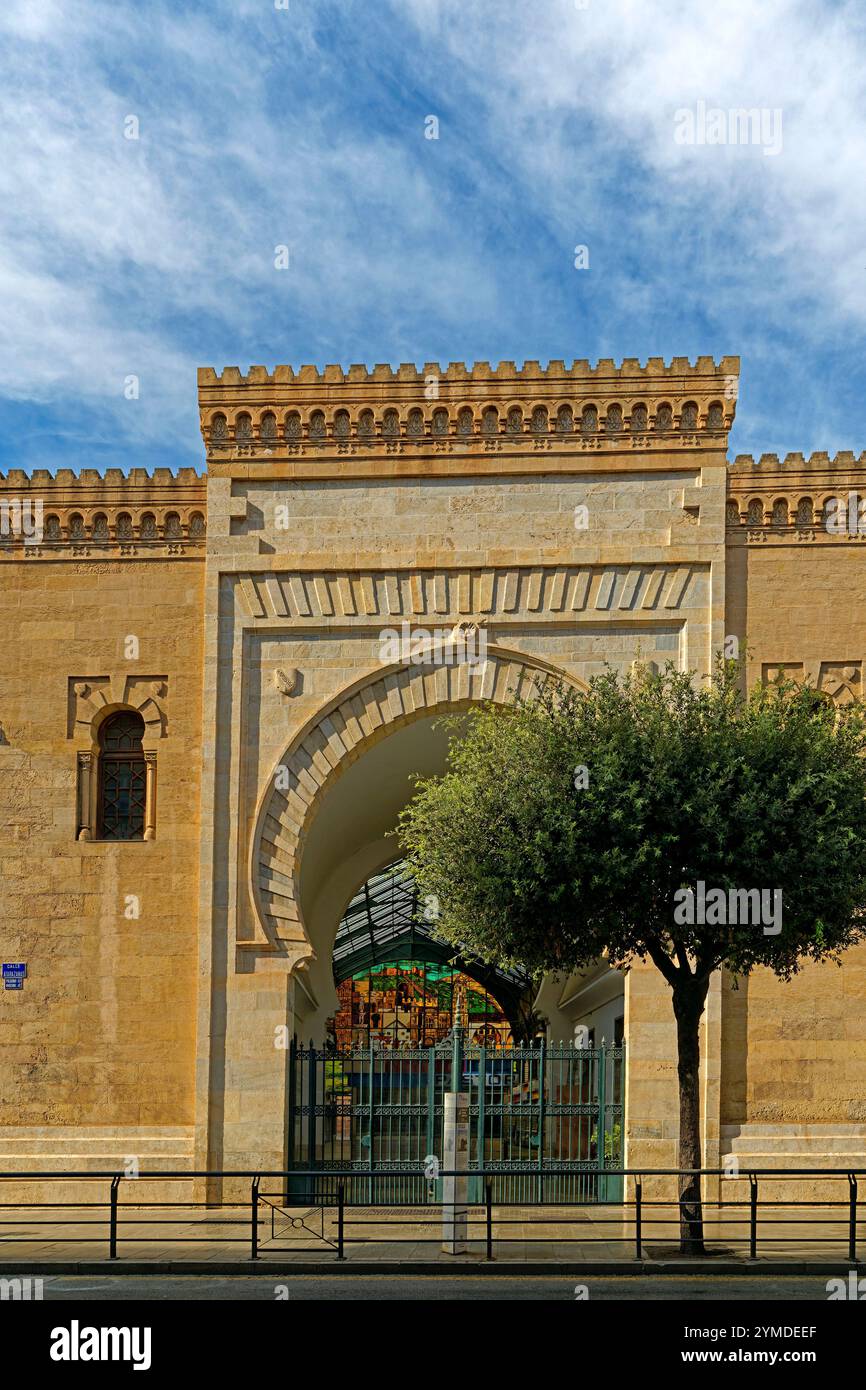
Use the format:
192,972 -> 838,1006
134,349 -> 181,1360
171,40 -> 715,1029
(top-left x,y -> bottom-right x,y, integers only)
34,1274 -> 840,1300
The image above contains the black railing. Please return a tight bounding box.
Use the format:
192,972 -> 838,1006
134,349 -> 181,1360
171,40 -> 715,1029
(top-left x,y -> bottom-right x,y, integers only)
0,1168 -> 862,1263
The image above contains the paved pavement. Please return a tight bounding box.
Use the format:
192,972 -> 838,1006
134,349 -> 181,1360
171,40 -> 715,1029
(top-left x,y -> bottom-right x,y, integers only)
25,1273 -> 848,1300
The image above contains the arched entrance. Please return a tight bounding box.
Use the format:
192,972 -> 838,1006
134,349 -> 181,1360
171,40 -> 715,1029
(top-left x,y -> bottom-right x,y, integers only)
205,646 -> 623,1198
248,644 -> 583,982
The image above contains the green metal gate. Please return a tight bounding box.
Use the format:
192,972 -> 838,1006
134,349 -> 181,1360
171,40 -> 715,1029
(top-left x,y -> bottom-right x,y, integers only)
287,1037 -> 624,1204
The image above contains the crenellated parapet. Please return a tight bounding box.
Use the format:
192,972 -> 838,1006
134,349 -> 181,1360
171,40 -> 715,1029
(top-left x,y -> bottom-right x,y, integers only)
726,452 -> 866,539
0,467 -> 207,558
197,356 -> 739,460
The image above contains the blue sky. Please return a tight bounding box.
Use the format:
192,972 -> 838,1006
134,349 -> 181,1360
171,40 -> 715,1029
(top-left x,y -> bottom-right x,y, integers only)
2,0 -> 865,474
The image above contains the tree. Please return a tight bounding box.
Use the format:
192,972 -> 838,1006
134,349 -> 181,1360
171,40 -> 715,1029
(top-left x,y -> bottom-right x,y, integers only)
397,661 -> 866,1253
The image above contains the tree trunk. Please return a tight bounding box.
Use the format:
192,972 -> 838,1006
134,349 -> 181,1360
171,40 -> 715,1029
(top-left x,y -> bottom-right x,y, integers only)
671,979 -> 710,1255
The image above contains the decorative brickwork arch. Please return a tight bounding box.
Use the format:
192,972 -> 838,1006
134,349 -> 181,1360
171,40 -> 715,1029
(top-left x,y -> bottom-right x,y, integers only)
248,644 -> 584,966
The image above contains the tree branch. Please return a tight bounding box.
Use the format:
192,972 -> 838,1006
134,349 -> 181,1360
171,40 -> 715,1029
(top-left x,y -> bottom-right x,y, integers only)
674,940 -> 693,975
645,938 -> 680,987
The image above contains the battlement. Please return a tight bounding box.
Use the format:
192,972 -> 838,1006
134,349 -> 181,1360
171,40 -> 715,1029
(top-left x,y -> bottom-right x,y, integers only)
198,355 -> 740,387
0,468 -> 207,559
198,355 -> 738,459
730,452 -> 866,472
727,451 -> 866,536
0,467 -> 205,491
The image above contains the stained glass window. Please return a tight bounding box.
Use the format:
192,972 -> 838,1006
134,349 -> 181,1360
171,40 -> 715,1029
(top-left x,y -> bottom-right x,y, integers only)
331,961 -> 513,1050
327,860 -> 530,1049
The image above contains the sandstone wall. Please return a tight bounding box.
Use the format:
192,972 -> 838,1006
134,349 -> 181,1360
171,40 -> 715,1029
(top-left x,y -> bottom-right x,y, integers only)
722,454 -> 866,1127
0,472 -> 205,1133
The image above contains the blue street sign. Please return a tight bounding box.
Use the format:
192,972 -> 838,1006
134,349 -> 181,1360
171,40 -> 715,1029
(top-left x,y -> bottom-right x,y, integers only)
3,963 -> 26,990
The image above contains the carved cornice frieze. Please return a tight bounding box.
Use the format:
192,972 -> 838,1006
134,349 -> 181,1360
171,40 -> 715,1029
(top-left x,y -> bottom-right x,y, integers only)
0,469 -> 206,559
234,563 -> 704,623
198,357 -> 739,460
727,453 -> 866,541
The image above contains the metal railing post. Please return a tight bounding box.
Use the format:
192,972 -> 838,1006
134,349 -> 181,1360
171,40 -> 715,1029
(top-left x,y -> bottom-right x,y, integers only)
109,1175 -> 121,1260
849,1173 -> 858,1262
486,1181 -> 493,1261
250,1175 -> 260,1260
749,1173 -> 758,1259
537,1037 -> 546,1205
337,1182 -> 345,1260
286,1036 -> 297,1206
635,1176 -> 642,1259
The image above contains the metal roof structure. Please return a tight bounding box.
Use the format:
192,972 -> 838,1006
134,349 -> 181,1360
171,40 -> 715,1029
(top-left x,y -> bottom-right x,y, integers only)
331,859 -> 531,1021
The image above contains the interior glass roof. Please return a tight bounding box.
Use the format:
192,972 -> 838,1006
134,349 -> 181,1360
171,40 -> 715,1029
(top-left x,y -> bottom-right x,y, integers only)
331,859 -> 530,1001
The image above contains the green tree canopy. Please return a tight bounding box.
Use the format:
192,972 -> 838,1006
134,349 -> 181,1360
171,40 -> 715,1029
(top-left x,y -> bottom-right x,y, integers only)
398,660 -> 866,1251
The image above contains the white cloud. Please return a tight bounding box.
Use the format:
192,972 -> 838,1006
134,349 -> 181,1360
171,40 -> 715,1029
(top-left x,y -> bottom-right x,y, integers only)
1,0 -> 865,465
401,0 -> 866,325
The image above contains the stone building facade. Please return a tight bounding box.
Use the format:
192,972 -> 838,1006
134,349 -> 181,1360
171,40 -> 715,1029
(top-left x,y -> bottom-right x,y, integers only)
1,355 -> 865,1195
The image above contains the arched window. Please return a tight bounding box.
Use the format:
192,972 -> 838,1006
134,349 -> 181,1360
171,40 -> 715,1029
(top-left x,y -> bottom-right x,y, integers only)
334,409 -> 351,440
580,405 -> 598,436
285,412 -> 302,443
97,711 -> 146,841
407,408 -> 425,438
261,411 -> 278,442
531,405 -> 549,435
457,407 -> 474,437
606,403 -> 624,434
680,401 -> 698,431
235,412 -> 253,442
432,408 -> 450,437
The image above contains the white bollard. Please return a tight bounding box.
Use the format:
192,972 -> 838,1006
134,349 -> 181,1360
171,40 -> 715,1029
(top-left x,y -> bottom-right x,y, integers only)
441,1091 -> 469,1253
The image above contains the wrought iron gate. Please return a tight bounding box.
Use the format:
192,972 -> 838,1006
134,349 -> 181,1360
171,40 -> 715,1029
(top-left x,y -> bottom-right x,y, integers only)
287,1037 -> 624,1204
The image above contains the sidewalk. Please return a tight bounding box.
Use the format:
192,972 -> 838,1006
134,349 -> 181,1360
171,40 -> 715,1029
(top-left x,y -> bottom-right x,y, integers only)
1,1201 -> 864,1274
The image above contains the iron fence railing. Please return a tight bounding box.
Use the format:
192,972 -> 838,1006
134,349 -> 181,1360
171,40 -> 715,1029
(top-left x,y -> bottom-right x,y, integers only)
288,1040 -> 625,1205
0,1167 -> 863,1263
